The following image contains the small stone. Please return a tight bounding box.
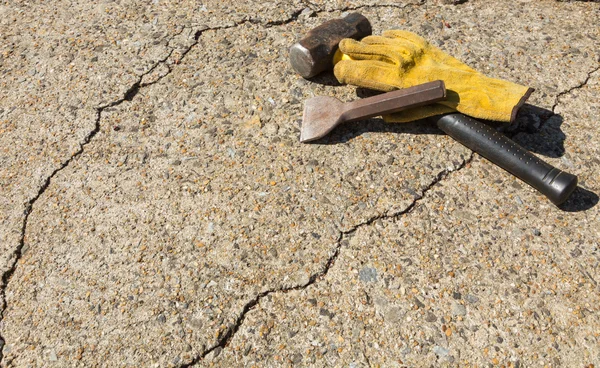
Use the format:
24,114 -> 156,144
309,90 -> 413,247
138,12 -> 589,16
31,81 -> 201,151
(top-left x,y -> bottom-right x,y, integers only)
299,7 -> 315,18
433,345 -> 449,357
413,297 -> 425,309
157,314 -> 166,323
465,294 -> 479,304
243,115 -> 262,130
374,296 -> 388,310
48,350 -> 58,362
533,229 -> 541,236
319,308 -> 335,319
452,291 -> 462,299
452,303 -> 467,316
291,352 -> 303,364
359,267 -> 377,283
425,312 -> 437,322
170,159 -> 181,166
570,248 -> 582,258
385,306 -> 403,324
263,122 -> 279,136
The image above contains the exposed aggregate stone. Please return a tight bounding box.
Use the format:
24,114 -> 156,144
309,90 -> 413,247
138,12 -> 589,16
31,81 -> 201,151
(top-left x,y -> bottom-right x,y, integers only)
0,0 -> 599,366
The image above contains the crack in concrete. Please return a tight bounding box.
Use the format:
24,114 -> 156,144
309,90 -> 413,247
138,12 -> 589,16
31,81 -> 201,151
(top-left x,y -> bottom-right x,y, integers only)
551,63 -> 600,114
0,1 -> 466,363
0,107 -> 98,363
179,9 -> 594,366
184,151 -> 475,366
0,14 -> 307,362
538,63 -> 600,132
307,0 -> 426,14
0,0 -> 543,359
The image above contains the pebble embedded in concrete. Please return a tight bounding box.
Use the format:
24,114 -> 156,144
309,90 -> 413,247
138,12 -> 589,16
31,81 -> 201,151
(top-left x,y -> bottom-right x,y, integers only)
1,0 -> 599,367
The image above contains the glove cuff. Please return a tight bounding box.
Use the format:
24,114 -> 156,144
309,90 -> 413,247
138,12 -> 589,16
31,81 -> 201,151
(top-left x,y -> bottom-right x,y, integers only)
451,73 -> 534,123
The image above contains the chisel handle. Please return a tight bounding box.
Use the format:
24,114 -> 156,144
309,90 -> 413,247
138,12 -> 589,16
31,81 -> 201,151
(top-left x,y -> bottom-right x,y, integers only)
432,113 -> 577,205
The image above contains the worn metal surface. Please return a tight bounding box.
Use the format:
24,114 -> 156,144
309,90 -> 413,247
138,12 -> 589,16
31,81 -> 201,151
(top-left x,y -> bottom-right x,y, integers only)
301,81 -> 446,142
290,13 -> 372,78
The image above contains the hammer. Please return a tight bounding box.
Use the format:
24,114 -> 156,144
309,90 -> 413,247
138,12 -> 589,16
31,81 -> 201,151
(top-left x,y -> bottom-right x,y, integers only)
290,15 -> 578,204
290,13 -> 372,78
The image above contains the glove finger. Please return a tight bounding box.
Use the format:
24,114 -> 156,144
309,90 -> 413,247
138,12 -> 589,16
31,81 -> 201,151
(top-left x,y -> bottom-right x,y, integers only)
382,30 -> 430,49
338,38 -> 397,64
339,38 -> 411,66
334,59 -> 400,92
384,30 -> 476,73
359,35 -> 413,47
358,35 -> 421,58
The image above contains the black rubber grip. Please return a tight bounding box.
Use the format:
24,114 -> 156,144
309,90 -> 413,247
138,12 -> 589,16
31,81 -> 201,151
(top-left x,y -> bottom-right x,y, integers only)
432,113 -> 577,205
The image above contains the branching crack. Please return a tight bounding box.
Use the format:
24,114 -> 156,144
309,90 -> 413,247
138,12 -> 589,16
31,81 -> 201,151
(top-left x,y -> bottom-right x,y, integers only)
0,106 -> 101,363
184,151 -> 475,367
314,1 -> 426,14
0,13 -> 304,363
0,1 -> 464,364
509,62 -> 599,144
551,63 -> 600,114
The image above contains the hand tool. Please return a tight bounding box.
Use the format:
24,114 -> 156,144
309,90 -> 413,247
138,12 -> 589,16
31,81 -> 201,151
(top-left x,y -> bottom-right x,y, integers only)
292,19 -> 577,205
432,113 -> 577,205
300,80 -> 446,143
290,13 -> 371,78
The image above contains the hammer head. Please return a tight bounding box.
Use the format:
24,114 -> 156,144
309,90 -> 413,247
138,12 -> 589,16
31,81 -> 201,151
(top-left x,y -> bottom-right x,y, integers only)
290,13 -> 371,78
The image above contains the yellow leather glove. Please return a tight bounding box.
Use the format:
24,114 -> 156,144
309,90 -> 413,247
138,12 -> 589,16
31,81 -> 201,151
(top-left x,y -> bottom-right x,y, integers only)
333,30 -> 533,123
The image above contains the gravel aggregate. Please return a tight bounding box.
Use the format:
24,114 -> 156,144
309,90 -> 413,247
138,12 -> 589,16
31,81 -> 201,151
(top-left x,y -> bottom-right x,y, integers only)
1,0 -> 599,366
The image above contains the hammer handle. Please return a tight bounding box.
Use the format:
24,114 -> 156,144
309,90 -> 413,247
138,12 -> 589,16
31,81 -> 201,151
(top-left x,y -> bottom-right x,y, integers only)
433,113 -> 577,205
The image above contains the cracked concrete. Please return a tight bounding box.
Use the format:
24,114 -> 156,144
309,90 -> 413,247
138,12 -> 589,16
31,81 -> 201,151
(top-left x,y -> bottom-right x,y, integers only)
0,0 -> 305,291
208,155 -> 600,367
186,152 -> 475,367
1,0 -> 599,367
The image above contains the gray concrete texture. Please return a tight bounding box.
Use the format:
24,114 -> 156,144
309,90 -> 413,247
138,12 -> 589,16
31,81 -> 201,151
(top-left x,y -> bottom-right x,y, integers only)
0,0 -> 598,367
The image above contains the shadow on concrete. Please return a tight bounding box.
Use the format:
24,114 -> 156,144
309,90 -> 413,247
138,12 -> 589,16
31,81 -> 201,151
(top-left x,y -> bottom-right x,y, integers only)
303,91 -> 598,211
347,88 -> 569,159
559,186 -> 599,212
309,89 -> 572,160
307,72 -> 343,87
503,104 -> 567,159
306,118 -> 442,145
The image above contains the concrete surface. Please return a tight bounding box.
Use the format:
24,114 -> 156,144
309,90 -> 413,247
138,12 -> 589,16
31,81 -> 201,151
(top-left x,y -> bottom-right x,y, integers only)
0,0 -> 598,367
